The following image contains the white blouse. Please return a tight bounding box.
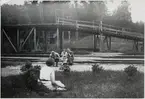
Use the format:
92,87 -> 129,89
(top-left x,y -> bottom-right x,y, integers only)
39,65 -> 55,82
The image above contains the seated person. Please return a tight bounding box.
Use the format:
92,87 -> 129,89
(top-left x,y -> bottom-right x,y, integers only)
39,57 -> 66,91
21,59 -> 66,92
61,49 -> 68,65
49,51 -> 60,67
67,48 -> 74,65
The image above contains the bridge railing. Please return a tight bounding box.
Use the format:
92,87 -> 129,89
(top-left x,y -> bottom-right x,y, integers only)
58,17 -> 100,26
57,17 -> 143,37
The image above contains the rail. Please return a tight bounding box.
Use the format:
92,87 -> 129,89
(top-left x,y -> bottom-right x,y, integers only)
57,17 -> 143,38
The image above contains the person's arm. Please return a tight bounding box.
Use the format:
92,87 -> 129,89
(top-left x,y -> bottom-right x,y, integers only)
61,52 -> 63,57
56,53 -> 60,59
50,70 -> 56,84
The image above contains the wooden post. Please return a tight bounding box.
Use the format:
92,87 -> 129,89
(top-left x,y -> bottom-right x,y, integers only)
141,41 -> 144,52
34,27 -> 37,51
76,20 -> 78,40
68,31 -> 71,43
133,40 -> 135,52
56,28 -> 60,49
59,30 -> 63,51
109,36 -> 111,51
106,36 -> 111,51
17,29 -> 20,51
45,31 -> 47,52
99,21 -> 104,52
133,40 -> 138,52
136,41 -> 138,52
96,35 -> 99,49
93,34 -> 97,52
106,36 -> 109,50
62,31 -> 64,49
1,29 -> 3,53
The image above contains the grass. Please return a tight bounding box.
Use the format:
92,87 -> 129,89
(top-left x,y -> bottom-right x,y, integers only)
1,61 -> 25,68
1,70 -> 144,98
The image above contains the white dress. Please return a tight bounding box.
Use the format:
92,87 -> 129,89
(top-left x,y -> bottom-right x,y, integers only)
39,65 -> 66,91
61,51 -> 68,64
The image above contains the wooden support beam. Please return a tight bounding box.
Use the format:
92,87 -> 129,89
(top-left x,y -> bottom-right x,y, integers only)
59,30 -> 63,51
99,34 -> 104,52
99,21 -> 103,52
106,36 -> 109,50
68,31 -> 71,43
1,29 -> 3,53
103,36 -> 107,44
76,31 -> 78,40
62,31 -> 64,49
106,36 -> 111,51
136,41 -> 138,52
96,35 -> 99,49
2,29 -> 17,52
21,28 -> 34,50
133,40 -> 139,52
141,41 -> 144,52
108,36 -> 111,51
93,34 -> 97,52
17,29 -> 20,51
76,20 -> 79,40
34,27 -> 37,51
56,28 -> 60,49
45,31 -> 47,52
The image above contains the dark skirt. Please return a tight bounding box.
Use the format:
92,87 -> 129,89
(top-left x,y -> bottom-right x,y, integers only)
55,59 -> 59,62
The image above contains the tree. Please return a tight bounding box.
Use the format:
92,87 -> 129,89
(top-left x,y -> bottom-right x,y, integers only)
112,0 -> 132,27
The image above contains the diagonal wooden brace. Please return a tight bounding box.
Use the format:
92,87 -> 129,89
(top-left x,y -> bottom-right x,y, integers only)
21,28 -> 34,50
2,29 -> 17,52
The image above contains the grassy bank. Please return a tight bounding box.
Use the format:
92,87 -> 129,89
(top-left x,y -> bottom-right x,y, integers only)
1,70 -> 144,98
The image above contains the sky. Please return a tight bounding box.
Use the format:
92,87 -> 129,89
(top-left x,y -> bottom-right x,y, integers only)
1,0 -> 145,23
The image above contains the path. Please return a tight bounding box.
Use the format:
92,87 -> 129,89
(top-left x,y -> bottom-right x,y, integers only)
1,62 -> 144,77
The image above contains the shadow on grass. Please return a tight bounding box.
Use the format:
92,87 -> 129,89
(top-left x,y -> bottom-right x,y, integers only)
1,73 -> 63,98
55,70 -> 144,98
1,70 -> 144,98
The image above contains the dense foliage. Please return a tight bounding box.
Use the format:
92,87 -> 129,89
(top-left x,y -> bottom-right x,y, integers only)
92,63 -> 104,73
124,65 -> 137,76
1,1 -> 144,33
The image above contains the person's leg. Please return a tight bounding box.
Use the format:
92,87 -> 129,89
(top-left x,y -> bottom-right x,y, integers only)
55,81 -> 65,88
55,59 -> 59,67
41,81 -> 56,91
56,62 -> 58,67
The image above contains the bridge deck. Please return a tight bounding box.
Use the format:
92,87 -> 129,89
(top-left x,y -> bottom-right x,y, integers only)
2,22 -> 144,41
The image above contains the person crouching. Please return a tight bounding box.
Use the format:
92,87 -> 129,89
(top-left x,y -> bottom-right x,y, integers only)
49,51 -> 60,67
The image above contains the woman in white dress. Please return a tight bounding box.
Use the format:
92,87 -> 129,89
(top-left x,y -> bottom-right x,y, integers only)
38,58 -> 66,91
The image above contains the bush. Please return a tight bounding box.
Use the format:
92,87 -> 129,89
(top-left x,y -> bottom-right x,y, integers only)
63,66 -> 71,73
92,63 -> 103,73
23,65 -> 41,90
124,65 -> 137,77
46,57 -> 55,66
20,61 -> 32,72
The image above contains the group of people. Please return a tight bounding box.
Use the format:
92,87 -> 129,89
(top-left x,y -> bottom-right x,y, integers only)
21,48 -> 74,93
49,48 -> 74,67
38,48 -> 74,92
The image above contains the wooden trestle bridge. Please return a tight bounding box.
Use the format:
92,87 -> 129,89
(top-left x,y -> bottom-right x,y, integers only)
1,17 -> 144,53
